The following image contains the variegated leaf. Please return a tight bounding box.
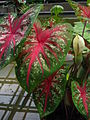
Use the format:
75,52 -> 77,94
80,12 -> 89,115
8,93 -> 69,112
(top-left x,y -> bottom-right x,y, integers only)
33,66 -> 67,118
0,4 -> 43,69
15,22 -> 73,93
71,79 -> 90,118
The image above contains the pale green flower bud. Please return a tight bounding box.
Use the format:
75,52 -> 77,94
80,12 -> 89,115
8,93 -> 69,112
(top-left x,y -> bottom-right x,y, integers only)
73,35 -> 85,64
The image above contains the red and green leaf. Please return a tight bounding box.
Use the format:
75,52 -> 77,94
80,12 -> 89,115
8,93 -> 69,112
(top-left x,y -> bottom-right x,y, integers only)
15,20 -> 73,93
0,4 -> 43,69
71,80 -> 90,117
66,0 -> 90,22
33,65 -> 67,118
20,22 -> 68,86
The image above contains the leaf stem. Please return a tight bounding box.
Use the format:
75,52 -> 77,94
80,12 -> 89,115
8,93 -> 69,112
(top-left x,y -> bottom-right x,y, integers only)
82,21 -> 87,37
84,67 -> 90,81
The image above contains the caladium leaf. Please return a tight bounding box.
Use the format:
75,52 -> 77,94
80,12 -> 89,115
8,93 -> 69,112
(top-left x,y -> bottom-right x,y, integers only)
33,65 -> 68,118
66,0 -> 90,22
0,4 -> 43,69
15,21 -> 73,93
71,79 -> 90,118
78,5 -> 90,21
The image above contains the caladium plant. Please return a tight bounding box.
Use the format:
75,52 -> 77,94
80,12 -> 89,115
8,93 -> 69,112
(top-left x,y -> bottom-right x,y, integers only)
66,1 -> 90,119
0,4 -> 43,69
0,1 -> 89,120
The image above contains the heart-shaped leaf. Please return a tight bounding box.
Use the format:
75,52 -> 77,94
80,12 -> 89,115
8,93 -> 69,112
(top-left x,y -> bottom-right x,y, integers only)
33,65 -> 68,118
0,4 -> 43,69
15,21 -> 73,93
71,79 -> 90,118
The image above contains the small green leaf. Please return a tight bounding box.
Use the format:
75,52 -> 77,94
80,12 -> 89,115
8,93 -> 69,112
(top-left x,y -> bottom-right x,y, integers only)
50,5 -> 64,16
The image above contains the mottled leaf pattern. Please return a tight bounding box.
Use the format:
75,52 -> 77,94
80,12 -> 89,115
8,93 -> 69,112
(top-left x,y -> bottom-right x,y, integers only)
33,66 -> 67,118
15,22 -> 73,93
67,0 -> 90,22
20,21 -> 68,86
78,5 -> 90,19
71,79 -> 90,117
0,4 -> 43,69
